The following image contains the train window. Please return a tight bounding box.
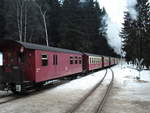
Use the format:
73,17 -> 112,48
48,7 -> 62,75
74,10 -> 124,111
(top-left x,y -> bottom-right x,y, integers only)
90,58 -> 91,64
70,60 -> 73,64
75,60 -> 78,64
56,55 -> 58,65
53,55 -> 55,65
42,54 -> 48,66
0,52 -> 3,66
79,60 -> 82,64
93,58 -> 94,64
18,52 -> 25,63
70,56 -> 73,64
78,57 -> 80,60
53,55 -> 54,65
53,55 -> 58,65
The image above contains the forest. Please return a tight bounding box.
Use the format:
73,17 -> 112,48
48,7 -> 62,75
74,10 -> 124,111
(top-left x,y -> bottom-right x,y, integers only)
0,0 -> 118,57
121,0 -> 150,67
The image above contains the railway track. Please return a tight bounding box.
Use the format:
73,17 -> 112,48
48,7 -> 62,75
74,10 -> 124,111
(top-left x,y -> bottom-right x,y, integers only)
66,68 -> 114,113
0,91 -> 25,105
0,93 -> 13,99
0,68 -> 113,107
94,68 -> 114,113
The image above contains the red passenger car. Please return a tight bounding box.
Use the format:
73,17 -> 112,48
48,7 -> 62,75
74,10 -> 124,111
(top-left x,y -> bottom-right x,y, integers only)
0,40 -> 83,92
82,53 -> 103,71
103,56 -> 110,67
110,57 -> 115,65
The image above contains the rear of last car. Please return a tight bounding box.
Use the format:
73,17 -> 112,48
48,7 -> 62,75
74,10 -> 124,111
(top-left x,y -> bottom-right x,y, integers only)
0,41 -> 25,92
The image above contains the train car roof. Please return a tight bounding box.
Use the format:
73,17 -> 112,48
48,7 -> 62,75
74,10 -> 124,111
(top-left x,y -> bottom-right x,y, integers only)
84,53 -> 103,57
84,53 -> 112,58
0,40 -> 83,55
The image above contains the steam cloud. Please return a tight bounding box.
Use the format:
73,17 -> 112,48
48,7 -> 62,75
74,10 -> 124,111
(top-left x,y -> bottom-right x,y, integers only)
98,0 -> 137,54
127,0 -> 137,20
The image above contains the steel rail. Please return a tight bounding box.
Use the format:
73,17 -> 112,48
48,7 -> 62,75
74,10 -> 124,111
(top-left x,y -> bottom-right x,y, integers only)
0,93 -> 13,99
66,69 -> 108,113
95,68 -> 114,113
0,94 -> 24,105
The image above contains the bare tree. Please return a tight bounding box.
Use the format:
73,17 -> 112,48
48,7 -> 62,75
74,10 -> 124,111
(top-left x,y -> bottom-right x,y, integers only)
15,0 -> 31,42
24,1 -> 27,42
34,1 -> 49,46
16,0 -> 24,41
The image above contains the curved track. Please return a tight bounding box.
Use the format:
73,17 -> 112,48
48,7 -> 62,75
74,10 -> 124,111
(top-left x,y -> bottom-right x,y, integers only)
94,68 -> 114,113
66,68 -> 114,113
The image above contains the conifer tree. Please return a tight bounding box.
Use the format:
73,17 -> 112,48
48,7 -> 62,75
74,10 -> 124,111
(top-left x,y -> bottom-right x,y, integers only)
137,0 -> 150,67
58,0 -> 83,51
121,0 -> 150,67
47,0 -> 61,47
121,12 -> 138,62
135,0 -> 150,66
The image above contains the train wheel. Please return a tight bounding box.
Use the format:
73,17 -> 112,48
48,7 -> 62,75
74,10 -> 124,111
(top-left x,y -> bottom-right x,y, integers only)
35,82 -> 44,90
11,88 -> 21,94
11,85 -> 27,94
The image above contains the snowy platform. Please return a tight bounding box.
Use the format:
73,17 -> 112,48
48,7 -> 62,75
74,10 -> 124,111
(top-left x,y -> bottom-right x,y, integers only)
102,63 -> 150,113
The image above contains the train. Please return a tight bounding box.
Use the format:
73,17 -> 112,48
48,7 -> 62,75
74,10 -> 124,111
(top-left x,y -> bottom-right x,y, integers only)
0,40 -> 119,93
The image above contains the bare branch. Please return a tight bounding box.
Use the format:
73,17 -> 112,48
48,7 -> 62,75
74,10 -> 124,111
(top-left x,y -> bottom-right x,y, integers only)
24,3 -> 27,42
16,0 -> 21,41
35,1 -> 49,46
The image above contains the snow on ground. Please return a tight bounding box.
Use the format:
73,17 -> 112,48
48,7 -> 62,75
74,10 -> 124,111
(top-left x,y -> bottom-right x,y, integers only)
51,70 -> 107,92
102,62 -> 150,113
112,63 -> 150,101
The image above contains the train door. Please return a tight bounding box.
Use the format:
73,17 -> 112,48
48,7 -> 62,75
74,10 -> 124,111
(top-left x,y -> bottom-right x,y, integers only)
82,54 -> 88,72
53,54 -> 58,76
